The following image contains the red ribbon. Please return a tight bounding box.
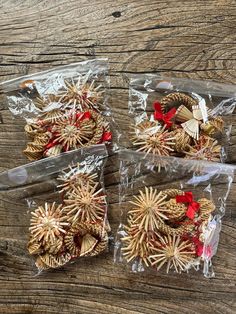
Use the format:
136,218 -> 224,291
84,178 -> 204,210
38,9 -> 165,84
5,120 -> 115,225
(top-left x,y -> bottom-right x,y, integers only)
101,131 -> 112,142
176,192 -> 200,220
76,111 -> 91,121
45,141 -> 55,149
153,101 -> 176,128
192,236 -> 203,256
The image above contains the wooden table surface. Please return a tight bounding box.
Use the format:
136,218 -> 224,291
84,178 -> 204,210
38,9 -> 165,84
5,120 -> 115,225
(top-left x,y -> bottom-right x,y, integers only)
0,1 -> 235,313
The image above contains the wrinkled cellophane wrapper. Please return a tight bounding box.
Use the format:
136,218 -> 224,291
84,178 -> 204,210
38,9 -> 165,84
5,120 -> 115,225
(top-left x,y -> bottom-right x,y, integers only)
0,145 -> 109,274
128,74 -> 236,163
114,149 -> 235,278
0,59 -> 119,162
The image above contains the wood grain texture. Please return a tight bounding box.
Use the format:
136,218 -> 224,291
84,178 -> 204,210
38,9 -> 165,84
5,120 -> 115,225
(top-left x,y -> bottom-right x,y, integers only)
0,1 -> 235,313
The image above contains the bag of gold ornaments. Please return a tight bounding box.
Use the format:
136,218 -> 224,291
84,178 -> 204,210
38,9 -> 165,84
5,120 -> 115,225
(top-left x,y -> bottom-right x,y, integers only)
128,75 -> 236,163
114,150 -> 235,277
0,145 -> 109,273
0,59 -> 117,163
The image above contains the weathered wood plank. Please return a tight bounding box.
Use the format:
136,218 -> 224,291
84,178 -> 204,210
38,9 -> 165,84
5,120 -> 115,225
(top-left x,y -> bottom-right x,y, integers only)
0,0 -> 235,313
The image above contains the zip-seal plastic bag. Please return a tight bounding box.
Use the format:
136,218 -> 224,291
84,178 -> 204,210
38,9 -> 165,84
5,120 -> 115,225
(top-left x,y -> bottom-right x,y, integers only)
0,59 -> 119,163
0,144 -> 109,274
114,149 -> 235,277
128,75 -> 236,162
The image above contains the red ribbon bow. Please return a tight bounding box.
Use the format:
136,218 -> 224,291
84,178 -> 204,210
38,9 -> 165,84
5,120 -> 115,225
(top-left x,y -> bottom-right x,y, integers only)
176,192 -> 200,220
153,101 -> 176,128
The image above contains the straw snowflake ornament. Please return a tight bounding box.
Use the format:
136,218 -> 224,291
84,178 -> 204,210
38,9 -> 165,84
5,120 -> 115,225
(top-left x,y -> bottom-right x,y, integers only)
63,182 -> 106,223
128,187 -> 169,232
131,122 -> 175,156
48,111 -> 95,150
149,234 -> 195,273
185,135 -> 221,162
39,109 -> 68,125
121,223 -> 154,266
58,78 -> 103,111
29,202 -> 69,246
57,166 -> 98,194
33,94 -> 62,110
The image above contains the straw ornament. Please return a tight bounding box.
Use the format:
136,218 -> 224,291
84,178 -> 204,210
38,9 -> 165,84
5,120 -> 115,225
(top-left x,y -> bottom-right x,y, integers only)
23,143 -> 45,161
121,225 -> 154,266
131,120 -> 160,138
29,202 -> 69,246
34,95 -> 61,111
88,227 -> 108,256
63,182 -> 106,223
132,123 -> 175,156
154,220 -> 195,236
44,236 -> 64,255
48,111 -> 95,151
198,198 -> 215,220
27,239 -> 43,255
57,167 -> 98,194
174,104 -> 206,140
36,252 -> 71,270
200,116 -> 224,135
23,132 -> 51,160
24,123 -> 45,138
185,135 -> 221,162
161,92 -> 197,110
128,187 -> 169,232
32,132 -> 51,146
39,109 -> 66,125
164,198 -> 187,220
44,144 -> 63,157
45,109 -> 108,152
171,127 -> 192,153
28,166 -> 108,271
23,109 -> 111,160
59,78 -> 103,110
162,189 -> 184,198
64,222 -> 108,257
149,234 -> 195,273
35,256 -> 49,271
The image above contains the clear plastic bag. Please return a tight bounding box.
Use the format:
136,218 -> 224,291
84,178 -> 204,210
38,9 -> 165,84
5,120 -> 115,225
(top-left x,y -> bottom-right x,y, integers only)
114,149 -> 235,277
0,59 -> 119,162
128,74 -> 236,162
0,144 -> 109,273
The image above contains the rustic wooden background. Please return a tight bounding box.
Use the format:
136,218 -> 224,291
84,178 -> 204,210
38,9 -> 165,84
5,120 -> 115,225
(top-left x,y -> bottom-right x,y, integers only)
0,1 -> 236,313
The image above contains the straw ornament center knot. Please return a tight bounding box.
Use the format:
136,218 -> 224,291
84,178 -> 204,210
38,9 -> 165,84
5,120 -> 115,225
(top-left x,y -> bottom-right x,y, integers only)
147,135 -> 162,146
81,197 -> 92,206
41,216 -> 58,228
63,124 -> 79,136
166,246 -> 178,258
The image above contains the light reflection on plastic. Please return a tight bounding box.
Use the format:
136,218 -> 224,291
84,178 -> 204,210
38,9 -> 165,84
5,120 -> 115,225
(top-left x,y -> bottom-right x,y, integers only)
156,81 -> 173,90
8,167 -> 28,184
